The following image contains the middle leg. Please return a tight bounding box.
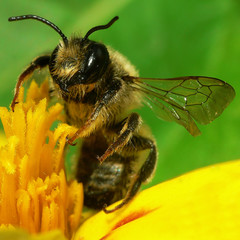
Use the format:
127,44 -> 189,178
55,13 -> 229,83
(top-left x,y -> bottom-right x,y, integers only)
97,112 -> 141,163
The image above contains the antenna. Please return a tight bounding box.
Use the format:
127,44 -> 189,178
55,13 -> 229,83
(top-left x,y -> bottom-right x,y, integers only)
8,15 -> 68,46
82,16 -> 119,42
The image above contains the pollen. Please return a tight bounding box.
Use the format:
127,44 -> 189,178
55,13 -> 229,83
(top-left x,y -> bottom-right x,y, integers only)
0,80 -> 83,238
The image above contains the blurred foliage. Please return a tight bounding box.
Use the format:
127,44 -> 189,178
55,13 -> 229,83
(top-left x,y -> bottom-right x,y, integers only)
1,0 -> 240,188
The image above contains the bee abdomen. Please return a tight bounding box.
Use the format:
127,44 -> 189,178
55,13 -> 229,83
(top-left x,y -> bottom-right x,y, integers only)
83,154 -> 132,209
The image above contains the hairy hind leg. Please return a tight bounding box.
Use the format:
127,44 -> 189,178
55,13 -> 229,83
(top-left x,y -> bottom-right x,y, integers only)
103,135 -> 157,213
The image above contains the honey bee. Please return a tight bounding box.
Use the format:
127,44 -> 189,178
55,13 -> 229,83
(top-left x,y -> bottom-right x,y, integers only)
9,15 -> 235,213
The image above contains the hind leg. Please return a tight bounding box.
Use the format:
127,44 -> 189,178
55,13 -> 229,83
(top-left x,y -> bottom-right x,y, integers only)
103,135 -> 157,213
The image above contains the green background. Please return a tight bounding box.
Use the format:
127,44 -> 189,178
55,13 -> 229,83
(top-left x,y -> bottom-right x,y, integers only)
1,0 -> 240,188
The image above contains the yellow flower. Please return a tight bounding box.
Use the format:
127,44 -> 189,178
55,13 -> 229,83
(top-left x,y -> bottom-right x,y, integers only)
0,80 -> 83,239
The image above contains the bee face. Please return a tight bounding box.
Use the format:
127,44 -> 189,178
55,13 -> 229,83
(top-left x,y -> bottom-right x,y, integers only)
49,38 -> 110,92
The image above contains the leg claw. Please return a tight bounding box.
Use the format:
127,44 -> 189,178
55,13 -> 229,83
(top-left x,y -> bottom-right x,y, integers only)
96,155 -> 104,164
11,101 -> 19,112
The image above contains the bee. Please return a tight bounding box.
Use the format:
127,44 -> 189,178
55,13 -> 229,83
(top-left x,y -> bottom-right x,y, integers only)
9,15 -> 235,213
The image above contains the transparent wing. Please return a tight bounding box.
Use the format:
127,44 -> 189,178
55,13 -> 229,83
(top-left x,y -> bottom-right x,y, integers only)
126,76 -> 235,136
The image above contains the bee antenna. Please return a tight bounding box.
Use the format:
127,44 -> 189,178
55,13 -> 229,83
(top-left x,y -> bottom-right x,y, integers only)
8,15 -> 68,46
82,16 -> 119,42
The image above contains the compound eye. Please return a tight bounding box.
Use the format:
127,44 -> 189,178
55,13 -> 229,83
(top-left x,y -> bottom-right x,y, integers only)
81,43 -> 109,82
63,42 -> 110,90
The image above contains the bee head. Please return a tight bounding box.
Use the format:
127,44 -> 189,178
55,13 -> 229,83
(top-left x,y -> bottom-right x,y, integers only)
49,38 -> 111,92
48,16 -> 119,92
8,15 -> 119,93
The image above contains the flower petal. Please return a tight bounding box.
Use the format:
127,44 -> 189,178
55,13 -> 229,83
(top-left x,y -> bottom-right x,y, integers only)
75,159 -> 240,240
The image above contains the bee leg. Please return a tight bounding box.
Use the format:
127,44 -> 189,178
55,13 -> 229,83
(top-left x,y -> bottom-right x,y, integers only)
11,55 -> 50,111
103,136 -> 157,213
97,112 -> 141,163
66,79 -> 122,145
66,117 -> 95,146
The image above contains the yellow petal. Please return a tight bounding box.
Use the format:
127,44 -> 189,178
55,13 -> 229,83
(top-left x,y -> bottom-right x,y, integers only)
0,80 -> 83,238
0,132 -> 7,147
75,159 -> 240,240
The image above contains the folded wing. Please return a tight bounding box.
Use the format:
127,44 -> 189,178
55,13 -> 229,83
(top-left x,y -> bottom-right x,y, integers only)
127,76 -> 235,136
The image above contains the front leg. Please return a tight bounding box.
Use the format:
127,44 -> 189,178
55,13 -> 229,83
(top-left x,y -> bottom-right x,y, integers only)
66,79 -> 122,146
11,55 -> 50,111
97,113 -> 141,163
